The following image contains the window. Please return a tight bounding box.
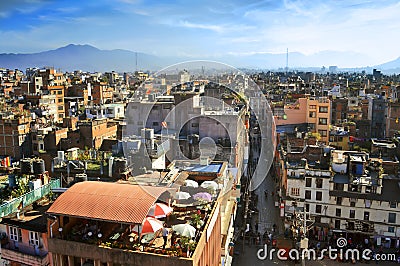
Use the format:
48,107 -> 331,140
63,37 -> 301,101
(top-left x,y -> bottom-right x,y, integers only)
388,227 -> 395,233
334,183 -> 344,191
309,111 -> 316,118
309,123 -> 315,130
350,210 -> 355,218
305,178 -> 312,187
350,198 -> 356,207
9,226 -> 21,242
316,178 -> 323,188
57,90 -> 62,95
390,202 -> 397,208
316,191 -> 322,201
58,106 -> 63,110
305,203 -> 310,212
364,211 -> 369,221
318,130 -> 327,137
318,118 -> 327,125
29,231 -> 39,246
388,213 -> 396,223
336,208 -> 341,217
336,197 -> 342,205
314,216 -> 321,223
305,190 -> 311,200
365,200 -> 371,208
315,205 -> 322,213
335,220 -> 341,229
319,106 -> 328,113
58,98 -> 63,103
291,188 -> 300,196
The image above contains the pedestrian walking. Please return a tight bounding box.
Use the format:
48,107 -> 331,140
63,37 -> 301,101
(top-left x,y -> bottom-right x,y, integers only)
162,224 -> 169,249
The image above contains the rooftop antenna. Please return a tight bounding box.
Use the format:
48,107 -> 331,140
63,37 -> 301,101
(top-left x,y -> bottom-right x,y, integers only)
286,48 -> 289,74
135,52 -> 138,72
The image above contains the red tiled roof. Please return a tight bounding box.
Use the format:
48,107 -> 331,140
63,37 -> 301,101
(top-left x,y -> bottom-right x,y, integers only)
47,181 -> 169,224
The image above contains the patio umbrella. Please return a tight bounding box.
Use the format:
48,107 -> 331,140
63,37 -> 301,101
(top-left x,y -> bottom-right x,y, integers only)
174,191 -> 191,200
132,217 -> 163,235
147,203 -> 173,218
172,223 -> 196,238
200,181 -> 219,190
184,179 -> 199,188
192,192 -> 212,202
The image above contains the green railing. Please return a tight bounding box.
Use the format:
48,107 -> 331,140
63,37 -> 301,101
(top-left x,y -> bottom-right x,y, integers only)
0,179 -> 60,218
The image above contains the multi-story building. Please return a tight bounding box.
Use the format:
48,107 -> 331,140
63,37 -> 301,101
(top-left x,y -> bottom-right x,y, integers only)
368,97 -> 387,138
48,86 -> 66,122
386,101 -> 400,137
31,126 -> 68,156
64,119 -> 117,150
275,97 -> 331,144
329,150 -> 399,247
91,81 -> 113,105
1,203 -> 52,265
283,149 -> 400,248
0,114 -> 31,160
85,103 -> 125,120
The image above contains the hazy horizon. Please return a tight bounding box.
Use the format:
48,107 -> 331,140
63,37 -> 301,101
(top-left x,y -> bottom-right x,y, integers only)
1,0 -> 400,67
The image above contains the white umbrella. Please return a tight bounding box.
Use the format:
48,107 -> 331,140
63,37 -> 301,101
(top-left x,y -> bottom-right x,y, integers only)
172,223 -> 196,238
174,191 -> 191,200
147,203 -> 173,218
200,181 -> 218,190
184,179 -> 199,188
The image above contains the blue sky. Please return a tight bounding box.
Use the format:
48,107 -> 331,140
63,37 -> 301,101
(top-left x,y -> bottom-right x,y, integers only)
1,0 -> 400,66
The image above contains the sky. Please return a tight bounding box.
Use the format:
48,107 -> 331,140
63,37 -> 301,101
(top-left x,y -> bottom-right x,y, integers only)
1,0 -> 400,66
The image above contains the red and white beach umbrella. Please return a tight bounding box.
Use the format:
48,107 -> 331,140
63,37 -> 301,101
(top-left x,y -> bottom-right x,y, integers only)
132,217 -> 163,235
147,203 -> 173,218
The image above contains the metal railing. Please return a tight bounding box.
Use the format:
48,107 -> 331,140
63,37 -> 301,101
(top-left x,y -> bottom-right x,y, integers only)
0,179 -> 60,218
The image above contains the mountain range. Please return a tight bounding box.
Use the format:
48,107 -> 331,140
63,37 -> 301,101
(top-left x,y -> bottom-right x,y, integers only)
0,44 -> 399,73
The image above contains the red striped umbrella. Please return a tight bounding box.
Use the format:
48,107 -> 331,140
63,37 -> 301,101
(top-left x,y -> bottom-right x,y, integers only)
132,217 -> 163,235
147,203 -> 173,218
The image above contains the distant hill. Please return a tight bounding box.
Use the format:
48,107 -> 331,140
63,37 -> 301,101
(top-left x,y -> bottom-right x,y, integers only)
375,57 -> 400,74
0,44 -> 165,72
0,44 -> 399,73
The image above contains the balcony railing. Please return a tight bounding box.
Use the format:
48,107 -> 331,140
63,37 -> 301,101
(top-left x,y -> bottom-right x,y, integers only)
1,241 -> 49,265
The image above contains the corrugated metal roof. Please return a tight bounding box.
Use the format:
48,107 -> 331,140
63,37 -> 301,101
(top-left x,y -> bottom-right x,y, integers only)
47,181 -> 169,224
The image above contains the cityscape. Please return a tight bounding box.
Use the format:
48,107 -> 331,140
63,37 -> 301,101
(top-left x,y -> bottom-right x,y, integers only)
1,1 -> 400,266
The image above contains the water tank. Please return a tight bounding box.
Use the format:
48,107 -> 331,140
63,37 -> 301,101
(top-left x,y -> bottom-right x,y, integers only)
20,159 -> 32,174
8,174 -> 16,188
113,158 -> 127,176
33,159 -> 45,175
